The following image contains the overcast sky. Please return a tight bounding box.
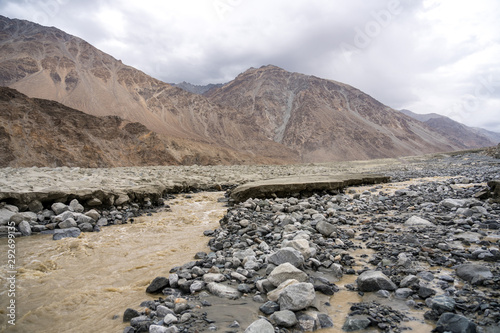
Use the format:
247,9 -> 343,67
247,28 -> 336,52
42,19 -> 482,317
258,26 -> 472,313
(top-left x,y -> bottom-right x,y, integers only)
2,0 -> 499,132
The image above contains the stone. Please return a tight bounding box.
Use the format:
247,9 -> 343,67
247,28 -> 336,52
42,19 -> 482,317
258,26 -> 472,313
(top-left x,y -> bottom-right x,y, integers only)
87,198 -> 102,206
296,313 -> 317,331
268,262 -> 308,287
28,200 -> 44,212
76,214 -> 95,225
259,301 -> 280,315
233,248 -> 256,260
342,316 -> 371,331
268,247 -> 304,267
267,279 -> 299,302
69,199 -> 84,213
164,313 -> 178,325
271,310 -> 297,327
418,286 -> 436,299
278,282 -> 316,311
18,220 -> 32,236
405,216 -> 435,228
9,213 -> 25,226
123,308 -> 140,322
395,288 -> 413,299
440,198 -> 468,209
130,315 -> 153,331
207,282 -> 241,299
78,222 -> 93,232
52,227 -> 81,240
52,202 -> 69,215
356,270 -> 396,292
156,305 -> 174,317
245,319 -> 274,333
315,220 -> 337,237
456,264 -> 493,285
426,295 -> 456,314
114,194 -> 130,206
149,325 -> 170,333
58,218 -> 77,229
0,208 -> 16,226
189,280 -> 205,293
146,276 -> 169,293
435,313 -> 477,333
85,209 -> 100,221
203,273 -> 226,283
317,313 -> 334,329
282,238 -> 313,259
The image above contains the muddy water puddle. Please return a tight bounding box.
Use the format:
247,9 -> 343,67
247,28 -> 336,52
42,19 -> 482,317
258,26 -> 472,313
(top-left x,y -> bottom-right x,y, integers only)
0,192 -> 226,332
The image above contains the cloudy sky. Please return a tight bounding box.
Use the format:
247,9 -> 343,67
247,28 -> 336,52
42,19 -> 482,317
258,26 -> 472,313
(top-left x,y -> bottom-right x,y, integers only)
2,0 -> 499,131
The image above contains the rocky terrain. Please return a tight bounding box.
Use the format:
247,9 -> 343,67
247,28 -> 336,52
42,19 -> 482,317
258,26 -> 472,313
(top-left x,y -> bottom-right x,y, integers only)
119,151 -> 500,333
0,149 -> 499,332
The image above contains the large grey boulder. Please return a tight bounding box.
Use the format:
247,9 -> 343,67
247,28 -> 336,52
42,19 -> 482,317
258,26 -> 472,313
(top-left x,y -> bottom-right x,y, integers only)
268,263 -> 308,287
435,313 -> 477,333
51,202 -> 70,215
426,295 -> 456,314
69,199 -> 84,213
356,270 -> 397,292
315,220 -> 337,237
282,239 -> 314,259
207,282 -> 241,299
245,318 -> 274,333
456,264 -> 493,285
267,279 -> 299,302
278,282 -> 316,311
0,208 -> 15,226
58,218 -> 77,229
268,247 -> 304,267
18,220 -> 32,236
271,310 -> 297,327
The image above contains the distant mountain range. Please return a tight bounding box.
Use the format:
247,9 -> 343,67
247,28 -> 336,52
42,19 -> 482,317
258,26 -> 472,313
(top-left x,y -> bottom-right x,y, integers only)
400,109 -> 499,147
0,15 -> 498,167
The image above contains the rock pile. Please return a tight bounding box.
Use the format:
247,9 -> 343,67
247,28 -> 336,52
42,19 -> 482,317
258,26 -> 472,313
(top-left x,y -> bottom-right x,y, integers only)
123,153 -> 499,332
0,196 -> 165,240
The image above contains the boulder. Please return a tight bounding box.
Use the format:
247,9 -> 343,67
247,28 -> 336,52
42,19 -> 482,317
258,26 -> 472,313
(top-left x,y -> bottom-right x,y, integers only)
69,199 -> 84,213
405,216 -> 435,228
342,316 -> 371,331
268,247 -> 304,267
278,282 -> 316,311
58,218 -> 77,229
315,220 -> 337,237
282,239 -> 314,259
0,208 -> 15,226
426,295 -> 456,314
28,200 -> 44,212
18,220 -> 32,236
435,313 -> 477,333
271,310 -> 297,327
456,264 -> 493,285
207,282 -> 241,299
51,202 -> 70,215
245,318 -> 274,333
356,270 -> 396,292
114,194 -> 130,206
267,279 -> 299,302
268,263 -> 308,287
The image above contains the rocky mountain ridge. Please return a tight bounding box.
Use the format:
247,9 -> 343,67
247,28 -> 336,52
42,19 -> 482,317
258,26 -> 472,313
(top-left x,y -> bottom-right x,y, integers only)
400,109 -> 498,147
0,15 -> 495,166
206,65 -> 464,162
0,87 -> 286,167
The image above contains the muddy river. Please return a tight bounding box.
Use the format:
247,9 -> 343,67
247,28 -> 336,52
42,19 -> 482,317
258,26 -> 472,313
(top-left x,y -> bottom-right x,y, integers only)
1,191 -> 435,332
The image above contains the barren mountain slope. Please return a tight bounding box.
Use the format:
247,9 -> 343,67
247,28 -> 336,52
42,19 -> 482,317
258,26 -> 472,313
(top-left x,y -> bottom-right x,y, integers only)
206,65 -> 463,162
0,87 -> 285,167
401,109 -> 498,147
0,16 -> 298,163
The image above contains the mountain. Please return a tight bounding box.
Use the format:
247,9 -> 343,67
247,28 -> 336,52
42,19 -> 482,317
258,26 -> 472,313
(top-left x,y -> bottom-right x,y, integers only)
0,15 -> 298,164
401,109 -> 498,147
171,81 -> 224,95
205,65 -> 462,162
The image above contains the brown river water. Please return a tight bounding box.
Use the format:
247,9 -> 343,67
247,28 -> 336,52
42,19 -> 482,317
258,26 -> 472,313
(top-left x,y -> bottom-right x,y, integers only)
0,191 -> 435,333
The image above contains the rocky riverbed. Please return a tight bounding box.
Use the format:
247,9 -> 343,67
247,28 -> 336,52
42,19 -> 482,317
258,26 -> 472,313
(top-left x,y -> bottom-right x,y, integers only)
1,149 -> 499,333
120,152 -> 500,333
